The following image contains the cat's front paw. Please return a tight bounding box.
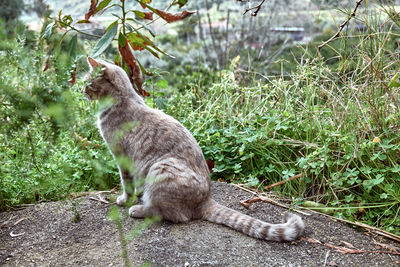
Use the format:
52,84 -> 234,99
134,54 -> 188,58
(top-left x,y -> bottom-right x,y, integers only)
128,205 -> 146,218
116,192 -> 128,206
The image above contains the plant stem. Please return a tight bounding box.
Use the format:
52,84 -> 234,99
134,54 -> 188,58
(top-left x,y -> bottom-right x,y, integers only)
122,0 -> 126,35
67,24 -> 103,39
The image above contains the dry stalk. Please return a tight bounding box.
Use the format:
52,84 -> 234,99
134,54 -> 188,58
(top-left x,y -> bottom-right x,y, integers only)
318,0 -> 365,52
264,173 -> 303,191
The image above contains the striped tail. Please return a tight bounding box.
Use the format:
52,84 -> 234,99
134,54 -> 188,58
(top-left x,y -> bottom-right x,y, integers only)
202,199 -> 304,242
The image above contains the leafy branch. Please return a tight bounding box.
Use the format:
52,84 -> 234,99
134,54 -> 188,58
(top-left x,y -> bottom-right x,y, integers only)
45,0 -> 196,97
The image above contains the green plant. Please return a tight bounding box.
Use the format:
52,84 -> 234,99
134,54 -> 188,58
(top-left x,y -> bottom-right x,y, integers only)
108,204 -> 160,266
0,0 -> 25,22
0,28 -> 117,210
163,8 -> 400,234
47,0 -> 196,97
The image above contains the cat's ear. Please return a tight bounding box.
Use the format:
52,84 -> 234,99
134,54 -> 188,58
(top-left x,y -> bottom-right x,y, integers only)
87,57 -> 101,70
87,57 -> 111,78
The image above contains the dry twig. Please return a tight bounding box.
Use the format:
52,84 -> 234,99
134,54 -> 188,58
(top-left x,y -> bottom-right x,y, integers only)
89,195 -> 110,204
301,237 -> 400,255
69,187 -> 118,199
300,209 -> 400,243
231,183 -> 310,216
13,218 -> 26,226
241,0 -> 266,16
1,215 -> 14,228
10,231 -> 25,238
264,173 -> 303,191
318,0 -> 365,51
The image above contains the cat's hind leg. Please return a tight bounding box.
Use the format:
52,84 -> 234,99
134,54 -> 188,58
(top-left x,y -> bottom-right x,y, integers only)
129,180 -> 193,223
128,204 -> 160,218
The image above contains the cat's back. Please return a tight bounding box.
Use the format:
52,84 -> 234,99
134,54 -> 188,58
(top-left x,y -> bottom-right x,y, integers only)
102,100 -> 209,178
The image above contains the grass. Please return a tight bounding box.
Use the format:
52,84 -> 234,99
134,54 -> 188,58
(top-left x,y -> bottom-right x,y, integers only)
163,7 -> 400,234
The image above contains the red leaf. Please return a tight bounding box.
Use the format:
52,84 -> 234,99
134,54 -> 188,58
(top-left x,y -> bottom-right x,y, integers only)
206,160 -> 215,173
70,65 -> 77,85
85,0 -> 98,21
118,39 -> 149,97
126,33 -> 153,51
43,60 -> 50,72
143,11 -> 153,20
156,9 -> 196,23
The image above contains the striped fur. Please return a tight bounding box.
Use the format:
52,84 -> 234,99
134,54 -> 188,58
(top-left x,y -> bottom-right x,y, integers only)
202,200 -> 304,241
84,57 -> 305,242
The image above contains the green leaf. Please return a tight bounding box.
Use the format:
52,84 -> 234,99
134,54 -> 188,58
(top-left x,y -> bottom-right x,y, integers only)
60,14 -> 73,28
118,32 -> 126,47
42,22 -> 55,40
388,73 -> 400,88
129,28 -> 174,58
133,10 -> 146,19
95,0 -> 112,14
156,79 -> 168,89
68,34 -> 78,61
136,59 -> 153,76
77,20 -> 90,23
114,52 -> 121,65
177,0 -> 188,8
90,22 -> 118,58
105,20 -> 118,33
380,193 -> 388,199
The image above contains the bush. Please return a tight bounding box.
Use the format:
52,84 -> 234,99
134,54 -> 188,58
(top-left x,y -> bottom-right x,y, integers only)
0,30 -> 118,210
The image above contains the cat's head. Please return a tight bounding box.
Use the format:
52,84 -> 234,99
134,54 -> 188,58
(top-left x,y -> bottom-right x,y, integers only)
84,57 -> 136,101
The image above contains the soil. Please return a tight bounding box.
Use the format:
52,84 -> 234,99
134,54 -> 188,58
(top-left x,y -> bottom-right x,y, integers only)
1,181 -> 399,267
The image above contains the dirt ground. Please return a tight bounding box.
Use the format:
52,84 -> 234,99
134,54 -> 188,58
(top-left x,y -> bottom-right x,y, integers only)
1,181 -> 399,267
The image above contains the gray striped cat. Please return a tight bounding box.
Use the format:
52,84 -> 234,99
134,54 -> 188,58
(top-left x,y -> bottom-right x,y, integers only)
84,57 -> 304,242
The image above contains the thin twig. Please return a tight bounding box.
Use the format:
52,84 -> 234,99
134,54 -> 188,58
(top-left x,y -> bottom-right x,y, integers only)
264,173 -> 303,191
301,237 -> 400,255
69,187 -> 118,199
301,208 -> 400,243
13,218 -> 26,226
239,195 -> 310,216
243,0 -> 266,16
26,127 -> 46,177
323,251 -> 330,267
89,196 -> 109,204
231,183 -> 310,216
318,0 -> 365,52
0,215 -> 14,228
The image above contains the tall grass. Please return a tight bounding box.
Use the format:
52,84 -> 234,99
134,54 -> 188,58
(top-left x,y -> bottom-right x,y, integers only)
165,7 -> 400,234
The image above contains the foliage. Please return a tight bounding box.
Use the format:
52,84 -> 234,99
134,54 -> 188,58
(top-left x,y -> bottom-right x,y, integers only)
164,4 -> 400,234
0,28 -> 117,210
0,0 -> 25,22
165,58 -> 400,235
49,0 -> 196,97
